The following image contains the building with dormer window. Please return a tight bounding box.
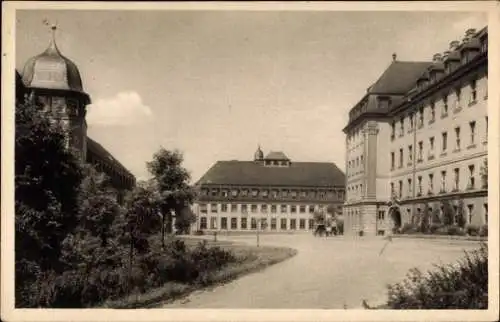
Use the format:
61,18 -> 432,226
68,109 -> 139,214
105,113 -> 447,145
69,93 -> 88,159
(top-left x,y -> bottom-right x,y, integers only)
343,27 -> 488,236
192,147 -> 345,232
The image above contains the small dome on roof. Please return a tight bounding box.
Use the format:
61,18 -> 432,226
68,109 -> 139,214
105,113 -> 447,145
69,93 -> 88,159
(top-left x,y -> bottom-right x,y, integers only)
254,145 -> 264,161
21,25 -> 84,93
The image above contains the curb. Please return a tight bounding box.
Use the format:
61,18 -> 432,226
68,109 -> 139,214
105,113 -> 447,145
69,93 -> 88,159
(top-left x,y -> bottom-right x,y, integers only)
392,234 -> 487,242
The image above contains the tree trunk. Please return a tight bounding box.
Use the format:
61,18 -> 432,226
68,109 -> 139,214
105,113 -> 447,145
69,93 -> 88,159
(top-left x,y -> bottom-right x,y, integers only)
161,214 -> 166,250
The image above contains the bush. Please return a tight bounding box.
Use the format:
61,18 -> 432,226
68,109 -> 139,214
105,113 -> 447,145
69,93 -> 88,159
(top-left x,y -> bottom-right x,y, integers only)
387,244 -> 488,309
401,223 -> 419,234
446,226 -> 465,236
465,224 -> 480,237
429,223 -> 443,234
479,225 -> 488,237
194,230 -> 205,236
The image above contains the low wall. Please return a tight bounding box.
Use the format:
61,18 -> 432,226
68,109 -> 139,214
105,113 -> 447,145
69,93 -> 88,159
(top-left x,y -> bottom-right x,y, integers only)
392,234 -> 487,242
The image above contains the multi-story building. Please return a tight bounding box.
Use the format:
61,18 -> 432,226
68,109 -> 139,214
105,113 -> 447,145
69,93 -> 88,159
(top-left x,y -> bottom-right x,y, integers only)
343,27 -> 488,236
192,147 -> 345,232
16,25 -> 136,194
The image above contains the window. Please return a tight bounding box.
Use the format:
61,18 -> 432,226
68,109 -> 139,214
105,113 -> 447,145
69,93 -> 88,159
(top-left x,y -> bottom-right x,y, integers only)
221,204 -> 228,212
409,113 -> 414,131
201,189 -> 208,196
300,190 -> 307,198
282,190 -> 288,198
211,189 -> 219,197
231,204 -> 238,212
252,189 -> 258,197
407,178 -> 412,196
391,121 -> 396,139
377,211 -> 385,220
418,141 -> 423,161
210,217 -> 217,229
468,165 -> 475,189
454,168 -> 460,190
261,204 -> 268,213
400,117 -> 404,136
291,190 -> 298,199
408,145 -> 413,162
442,132 -> 448,152
241,217 -> 247,229
455,87 -> 462,105
418,176 -> 422,195
430,103 -> 436,122
441,171 -> 446,192
211,203 -> 218,213
231,217 -> 237,229
241,204 -> 248,213
455,127 -> 461,150
430,136 -> 435,152
390,182 -> 395,196
221,217 -> 228,229
290,219 -> 297,230
271,218 -> 277,230
200,204 -> 208,214
419,107 -> 424,127
360,155 -> 364,166
398,180 -> 403,198
260,218 -> 267,230
299,205 -> 306,213
280,204 -> 287,213
271,190 -> 278,198
469,121 -> 476,145
443,95 -> 449,116
308,219 -> 314,230
391,152 -> 395,169
280,218 -> 287,230
251,218 -> 257,229
261,190 -> 269,198
200,217 -> 207,230
231,189 -> 238,197
271,205 -> 277,213
429,173 -> 434,193
399,148 -> 403,167
251,204 -> 258,213
291,205 -> 297,213
299,219 -> 306,230
222,190 -> 228,197
484,203 -> 488,224
309,205 -> 315,213
470,80 -> 477,102
242,189 -> 249,197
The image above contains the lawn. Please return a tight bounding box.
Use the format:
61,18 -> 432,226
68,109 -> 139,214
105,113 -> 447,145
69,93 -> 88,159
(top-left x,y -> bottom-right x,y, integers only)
100,237 -> 297,308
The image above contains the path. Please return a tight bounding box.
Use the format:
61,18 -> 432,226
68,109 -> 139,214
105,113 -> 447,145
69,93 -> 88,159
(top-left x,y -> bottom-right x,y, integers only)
162,234 -> 482,309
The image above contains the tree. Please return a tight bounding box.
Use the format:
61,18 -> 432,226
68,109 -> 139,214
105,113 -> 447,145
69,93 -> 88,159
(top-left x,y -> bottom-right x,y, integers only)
146,148 -> 196,248
441,200 -> 454,226
15,98 -> 84,274
312,210 -> 325,225
174,206 -> 197,234
420,203 -> 431,233
456,199 -> 466,228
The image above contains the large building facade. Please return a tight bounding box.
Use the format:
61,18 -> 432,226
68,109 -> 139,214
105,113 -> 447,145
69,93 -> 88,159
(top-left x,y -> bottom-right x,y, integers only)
192,148 -> 345,232
343,27 -> 488,236
16,25 -> 136,193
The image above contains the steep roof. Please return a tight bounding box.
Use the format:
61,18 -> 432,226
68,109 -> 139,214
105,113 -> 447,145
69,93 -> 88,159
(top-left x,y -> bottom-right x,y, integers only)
86,137 -> 134,177
265,151 -> 289,160
197,161 -> 345,187
368,61 -> 432,94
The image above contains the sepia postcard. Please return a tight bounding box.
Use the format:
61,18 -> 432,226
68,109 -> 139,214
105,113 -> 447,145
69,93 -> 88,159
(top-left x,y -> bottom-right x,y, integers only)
1,1 -> 499,321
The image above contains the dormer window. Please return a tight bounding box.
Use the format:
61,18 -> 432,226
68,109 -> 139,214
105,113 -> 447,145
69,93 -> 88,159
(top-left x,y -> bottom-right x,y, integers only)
252,189 -> 259,197
211,189 -> 219,197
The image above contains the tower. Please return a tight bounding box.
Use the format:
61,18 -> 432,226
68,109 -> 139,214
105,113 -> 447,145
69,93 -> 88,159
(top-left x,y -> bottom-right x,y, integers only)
254,145 -> 264,161
21,24 -> 91,161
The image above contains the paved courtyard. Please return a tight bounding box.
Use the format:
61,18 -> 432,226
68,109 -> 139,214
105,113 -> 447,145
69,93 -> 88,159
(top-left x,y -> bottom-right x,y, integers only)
162,234 -> 483,309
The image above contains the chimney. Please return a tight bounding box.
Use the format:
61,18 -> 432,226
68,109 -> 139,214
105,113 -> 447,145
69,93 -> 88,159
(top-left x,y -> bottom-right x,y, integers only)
433,53 -> 442,62
392,53 -> 397,61
450,40 -> 460,50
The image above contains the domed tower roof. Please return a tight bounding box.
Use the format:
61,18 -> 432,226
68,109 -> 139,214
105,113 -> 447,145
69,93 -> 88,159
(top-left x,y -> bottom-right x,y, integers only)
254,145 -> 264,161
21,25 -> 85,93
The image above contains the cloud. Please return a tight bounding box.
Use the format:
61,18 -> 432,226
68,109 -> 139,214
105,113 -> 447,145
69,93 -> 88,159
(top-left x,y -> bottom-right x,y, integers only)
86,91 -> 153,126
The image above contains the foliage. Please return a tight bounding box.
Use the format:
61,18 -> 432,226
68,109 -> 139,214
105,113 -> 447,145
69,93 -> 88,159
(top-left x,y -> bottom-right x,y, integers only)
174,207 -> 197,234
401,223 -> 419,234
440,200 -> 454,226
465,224 -> 480,237
146,148 -> 196,245
455,199 -> 466,229
312,210 -> 325,225
431,207 -> 442,224
479,225 -> 488,237
420,204 -> 431,233
387,244 -> 488,309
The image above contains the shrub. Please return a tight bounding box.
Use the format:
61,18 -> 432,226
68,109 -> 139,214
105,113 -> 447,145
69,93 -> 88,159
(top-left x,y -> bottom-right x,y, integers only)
446,226 -> 465,236
194,230 -> 205,236
429,223 -> 443,234
465,224 -> 480,237
401,223 -> 419,234
387,244 -> 488,309
479,225 -> 488,237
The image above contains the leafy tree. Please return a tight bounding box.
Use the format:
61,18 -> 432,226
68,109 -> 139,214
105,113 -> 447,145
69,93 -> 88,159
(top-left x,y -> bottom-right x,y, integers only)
456,199 -> 466,228
312,210 -> 325,225
15,98 -> 84,274
146,148 -> 196,248
420,203 -> 431,233
431,207 -> 442,225
174,206 -> 197,234
441,200 -> 454,226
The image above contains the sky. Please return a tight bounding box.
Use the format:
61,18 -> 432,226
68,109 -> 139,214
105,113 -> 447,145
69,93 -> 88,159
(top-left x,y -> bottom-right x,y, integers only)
15,9 -> 486,183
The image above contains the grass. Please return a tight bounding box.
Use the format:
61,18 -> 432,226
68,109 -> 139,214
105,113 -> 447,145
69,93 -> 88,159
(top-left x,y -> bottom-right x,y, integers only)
100,238 -> 297,308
